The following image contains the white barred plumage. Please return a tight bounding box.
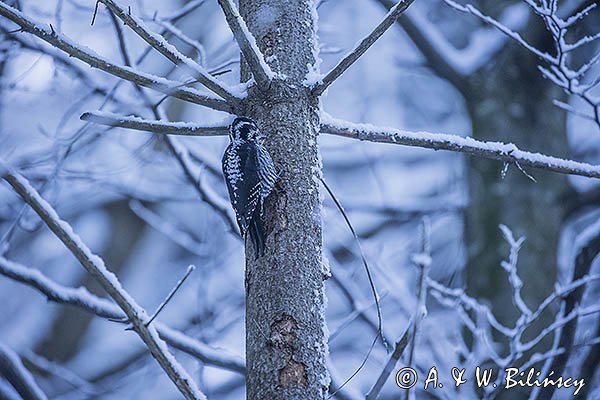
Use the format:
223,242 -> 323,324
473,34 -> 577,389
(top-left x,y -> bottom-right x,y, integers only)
222,117 -> 278,258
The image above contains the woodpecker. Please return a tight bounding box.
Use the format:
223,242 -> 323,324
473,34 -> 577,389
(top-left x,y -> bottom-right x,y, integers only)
222,117 -> 278,258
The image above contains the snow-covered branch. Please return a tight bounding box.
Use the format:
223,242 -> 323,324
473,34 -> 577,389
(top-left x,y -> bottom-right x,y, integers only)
312,0 -> 415,95
97,0 -> 242,105
0,343 -> 47,400
81,111 -> 229,136
377,0 -> 530,85
443,0 -> 555,64
216,0 -> 273,89
428,224 -> 600,398
0,169 -> 206,400
0,2 -> 232,113
0,256 -> 247,375
534,217 -> 600,400
443,0 -> 600,128
320,115 -> 600,179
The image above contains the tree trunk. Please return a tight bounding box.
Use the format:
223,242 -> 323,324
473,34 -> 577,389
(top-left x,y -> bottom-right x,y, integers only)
465,41 -> 568,325
238,1 -> 329,399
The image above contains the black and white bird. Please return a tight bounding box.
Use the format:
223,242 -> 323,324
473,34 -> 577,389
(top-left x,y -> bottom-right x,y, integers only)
222,117 -> 278,258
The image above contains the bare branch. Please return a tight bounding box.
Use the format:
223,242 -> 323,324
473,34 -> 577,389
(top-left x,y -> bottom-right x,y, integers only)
146,265 -> 196,327
0,343 -> 47,400
442,0 -> 556,64
0,256 -> 246,375
150,19 -> 208,66
377,0 -> 529,87
499,225 -> 530,317
216,0 -> 273,89
533,218 -> 600,400
163,134 -> 240,235
563,31 -> 600,53
312,0 -> 416,95
81,111 -> 229,136
560,3 -> 597,28
97,0 -> 242,104
0,2 -> 232,113
320,115 -> 600,179
405,218 -> 431,400
0,169 -> 206,400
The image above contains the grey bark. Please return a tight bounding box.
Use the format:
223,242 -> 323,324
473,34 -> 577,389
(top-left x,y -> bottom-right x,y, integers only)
237,1 -> 329,399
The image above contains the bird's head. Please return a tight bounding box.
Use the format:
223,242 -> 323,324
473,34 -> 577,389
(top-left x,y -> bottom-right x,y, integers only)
230,117 -> 259,142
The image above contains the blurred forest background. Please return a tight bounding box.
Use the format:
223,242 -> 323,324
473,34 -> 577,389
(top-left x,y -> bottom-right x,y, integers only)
0,0 -> 599,399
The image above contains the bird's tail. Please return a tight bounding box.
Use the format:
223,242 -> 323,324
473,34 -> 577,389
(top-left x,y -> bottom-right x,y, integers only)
248,213 -> 265,259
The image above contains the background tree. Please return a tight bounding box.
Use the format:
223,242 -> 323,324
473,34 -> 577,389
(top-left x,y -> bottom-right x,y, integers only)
0,0 -> 599,399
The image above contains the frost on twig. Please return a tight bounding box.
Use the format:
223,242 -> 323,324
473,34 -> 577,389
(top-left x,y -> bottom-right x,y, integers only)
81,111 -> 230,136
97,0 -> 242,104
312,0 -> 416,95
427,224 -> 600,399
0,2 -> 232,113
0,256 -> 247,375
0,169 -> 206,400
320,114 -> 600,179
533,218 -> 600,400
443,0 -> 600,128
0,343 -> 48,400
216,0 -> 273,89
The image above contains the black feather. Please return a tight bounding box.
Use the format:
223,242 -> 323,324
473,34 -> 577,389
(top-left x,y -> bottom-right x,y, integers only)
223,142 -> 267,257
222,117 -> 277,259
248,207 -> 265,259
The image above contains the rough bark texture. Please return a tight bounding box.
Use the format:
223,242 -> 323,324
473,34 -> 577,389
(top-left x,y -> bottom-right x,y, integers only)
238,1 -> 329,399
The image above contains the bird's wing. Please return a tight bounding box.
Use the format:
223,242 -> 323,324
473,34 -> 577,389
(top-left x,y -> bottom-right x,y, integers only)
257,144 -> 278,205
222,143 -> 261,236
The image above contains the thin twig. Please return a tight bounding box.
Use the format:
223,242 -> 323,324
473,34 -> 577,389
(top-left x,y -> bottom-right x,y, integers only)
163,131 -> 240,235
0,343 -> 47,400
442,0 -> 556,64
320,177 -> 387,399
146,265 -> 196,327
97,0 -> 242,105
365,320 -> 414,400
0,256 -> 246,375
405,218 -> 431,400
216,0 -> 273,89
0,168 -> 206,400
0,2 -> 232,112
312,0 -> 416,95
320,115 -> 600,179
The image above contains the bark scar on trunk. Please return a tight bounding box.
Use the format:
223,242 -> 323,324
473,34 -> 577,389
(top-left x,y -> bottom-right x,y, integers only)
270,314 -> 308,388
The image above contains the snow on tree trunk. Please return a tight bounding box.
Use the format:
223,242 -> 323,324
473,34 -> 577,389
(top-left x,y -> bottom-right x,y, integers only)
237,1 -> 329,399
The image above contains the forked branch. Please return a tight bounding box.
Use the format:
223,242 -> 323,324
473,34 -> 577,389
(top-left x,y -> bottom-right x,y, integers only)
312,0 -> 416,95
0,256 -> 246,375
0,2 -> 232,113
216,0 -> 273,89
97,0 -> 242,105
321,115 -> 600,179
0,168 -> 206,400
